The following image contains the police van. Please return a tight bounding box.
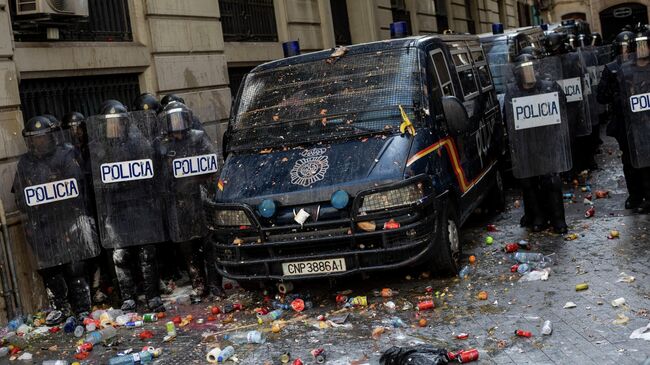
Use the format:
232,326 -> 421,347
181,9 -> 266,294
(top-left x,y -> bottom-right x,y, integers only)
207,34 -> 506,283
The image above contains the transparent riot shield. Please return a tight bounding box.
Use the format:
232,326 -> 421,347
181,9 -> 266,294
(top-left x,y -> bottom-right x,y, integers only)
619,59 -> 650,168
502,56 -> 572,178
12,146 -> 100,269
155,129 -> 219,242
578,47 -> 602,127
87,110 -> 166,248
558,52 -> 592,136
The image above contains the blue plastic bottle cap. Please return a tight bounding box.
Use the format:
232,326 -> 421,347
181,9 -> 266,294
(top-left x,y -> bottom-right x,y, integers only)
330,190 -> 349,209
258,199 -> 276,218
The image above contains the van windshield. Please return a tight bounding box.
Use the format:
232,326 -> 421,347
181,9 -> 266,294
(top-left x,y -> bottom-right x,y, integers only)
229,48 -> 422,150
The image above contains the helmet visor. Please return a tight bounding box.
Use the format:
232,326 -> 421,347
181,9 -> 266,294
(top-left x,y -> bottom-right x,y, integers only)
636,36 -> 649,59
105,114 -> 128,139
515,61 -> 537,85
25,134 -> 56,157
163,108 -> 192,132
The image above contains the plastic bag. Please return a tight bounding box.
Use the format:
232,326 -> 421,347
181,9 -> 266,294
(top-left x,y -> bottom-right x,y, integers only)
380,345 -> 449,365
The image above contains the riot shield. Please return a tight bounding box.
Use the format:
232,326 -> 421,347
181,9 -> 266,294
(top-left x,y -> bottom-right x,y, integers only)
87,110 -> 166,248
12,147 -> 100,269
502,57 -> 572,178
155,130 -> 219,242
619,59 -> 650,168
557,52 -> 592,136
578,47 -> 601,126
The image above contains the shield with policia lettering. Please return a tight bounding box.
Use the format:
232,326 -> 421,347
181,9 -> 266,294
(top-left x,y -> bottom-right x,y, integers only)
12,144 -> 100,269
87,110 -> 166,248
502,56 -> 572,178
558,51 -> 591,137
618,56 -> 650,169
154,119 -> 220,242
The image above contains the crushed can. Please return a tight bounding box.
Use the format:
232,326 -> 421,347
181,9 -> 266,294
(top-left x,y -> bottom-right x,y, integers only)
514,329 -> 532,338
585,207 -> 595,218
417,301 -> 434,311
457,349 -> 479,363
310,348 -> 326,363
504,243 -> 519,253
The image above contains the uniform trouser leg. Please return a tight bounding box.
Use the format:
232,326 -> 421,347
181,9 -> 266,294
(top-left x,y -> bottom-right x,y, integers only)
112,248 -> 136,302
40,266 -> 70,312
180,240 -> 205,296
65,261 -> 91,314
203,238 -> 223,297
520,177 -> 545,230
621,144 -> 644,204
139,244 -> 160,301
541,174 -> 567,232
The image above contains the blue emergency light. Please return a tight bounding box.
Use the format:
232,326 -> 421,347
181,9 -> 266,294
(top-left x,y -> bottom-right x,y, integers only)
492,23 -> 504,34
282,41 -> 300,57
540,23 -> 548,31
390,21 -> 408,39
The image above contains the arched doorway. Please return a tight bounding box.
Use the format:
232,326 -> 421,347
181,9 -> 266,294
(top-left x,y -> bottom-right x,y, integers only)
599,2 -> 648,42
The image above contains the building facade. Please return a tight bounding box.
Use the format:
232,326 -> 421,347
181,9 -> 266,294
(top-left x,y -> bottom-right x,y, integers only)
0,0 -> 526,320
538,0 -> 649,41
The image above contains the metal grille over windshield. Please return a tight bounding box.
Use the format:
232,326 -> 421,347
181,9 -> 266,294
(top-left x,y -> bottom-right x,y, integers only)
231,48 -> 421,149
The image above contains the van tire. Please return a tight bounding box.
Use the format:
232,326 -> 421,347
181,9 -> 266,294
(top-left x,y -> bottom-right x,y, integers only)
431,201 -> 461,276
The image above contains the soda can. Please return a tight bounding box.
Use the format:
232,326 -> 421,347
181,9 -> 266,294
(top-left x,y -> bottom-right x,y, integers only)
166,321 -> 176,337
143,313 -> 157,322
504,243 -> 519,253
514,329 -> 532,337
351,296 -> 367,306
310,348 -> 325,363
280,352 -> 291,363
417,301 -> 434,311
457,348 -> 479,363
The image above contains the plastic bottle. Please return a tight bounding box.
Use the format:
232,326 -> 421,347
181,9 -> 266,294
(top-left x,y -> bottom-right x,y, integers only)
63,316 -> 77,333
272,301 -> 291,310
224,330 -> 266,344
459,265 -> 474,279
91,310 -> 106,320
7,317 -> 24,331
115,314 -> 132,326
517,263 -> 530,274
512,252 -> 545,264
542,320 -> 553,335
85,322 -> 96,332
0,347 -> 9,357
42,361 -> 69,365
74,325 -> 84,338
4,332 -> 27,348
108,351 -> 153,365
217,346 -> 235,363
257,309 -> 283,323
84,326 -> 117,345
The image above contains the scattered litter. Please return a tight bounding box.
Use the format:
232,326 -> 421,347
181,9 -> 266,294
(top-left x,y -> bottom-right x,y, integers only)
485,236 -> 494,245
477,291 -> 488,301
564,302 -> 577,309
518,268 -> 551,282
629,323 -> 650,341
608,230 -> 620,239
542,320 -> 552,335
611,298 -> 626,307
613,313 -> 630,325
575,283 -> 589,291
617,272 -> 635,283
380,345 -> 451,365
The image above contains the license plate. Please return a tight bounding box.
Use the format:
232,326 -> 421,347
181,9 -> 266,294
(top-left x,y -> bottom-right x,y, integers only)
282,258 -> 346,276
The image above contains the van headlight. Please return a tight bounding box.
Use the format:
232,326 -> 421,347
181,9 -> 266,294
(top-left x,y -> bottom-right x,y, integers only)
213,209 -> 252,227
358,182 -> 425,213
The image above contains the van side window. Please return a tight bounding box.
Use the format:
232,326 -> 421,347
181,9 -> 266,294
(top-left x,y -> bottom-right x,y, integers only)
472,49 -> 493,90
430,50 -> 455,97
457,69 -> 478,97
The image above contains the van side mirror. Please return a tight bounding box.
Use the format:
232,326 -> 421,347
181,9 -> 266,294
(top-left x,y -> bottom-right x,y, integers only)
442,96 -> 470,135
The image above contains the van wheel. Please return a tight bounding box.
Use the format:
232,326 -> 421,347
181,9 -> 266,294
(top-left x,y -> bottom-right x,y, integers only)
431,202 -> 461,276
485,169 -> 506,213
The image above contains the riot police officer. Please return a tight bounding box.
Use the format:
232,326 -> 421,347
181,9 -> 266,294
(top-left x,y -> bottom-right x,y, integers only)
12,116 -> 100,322
615,29 -> 650,212
155,102 -> 224,299
133,93 -> 163,115
598,30 -> 641,210
504,54 -> 571,233
87,100 -> 167,312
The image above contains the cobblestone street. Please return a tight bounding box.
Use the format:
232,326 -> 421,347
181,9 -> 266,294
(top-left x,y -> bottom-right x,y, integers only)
13,138 -> 650,364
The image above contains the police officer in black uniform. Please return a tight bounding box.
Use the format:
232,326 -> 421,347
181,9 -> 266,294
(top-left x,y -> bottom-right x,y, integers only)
13,116 -> 100,323
133,93 -> 163,115
505,53 -> 571,233
90,100 -> 166,312
161,94 -> 204,131
155,102 -> 224,299
598,30 -> 641,210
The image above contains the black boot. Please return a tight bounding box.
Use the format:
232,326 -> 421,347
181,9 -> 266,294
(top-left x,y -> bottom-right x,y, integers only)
140,245 -> 165,311
42,268 -> 72,324
66,262 -> 92,314
543,175 -> 568,234
112,248 -> 137,309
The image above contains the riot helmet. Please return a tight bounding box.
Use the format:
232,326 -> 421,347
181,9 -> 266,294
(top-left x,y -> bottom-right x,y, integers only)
567,33 -> 577,50
591,32 -> 603,46
161,94 -> 185,106
544,33 -> 566,55
635,30 -> 650,59
578,33 -> 591,48
513,54 -> 537,88
161,101 -> 193,133
614,31 -> 636,59
22,116 -> 57,157
132,93 -> 162,114
62,112 -> 87,148
519,46 -> 541,59
514,33 -> 533,54
100,100 -> 129,139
